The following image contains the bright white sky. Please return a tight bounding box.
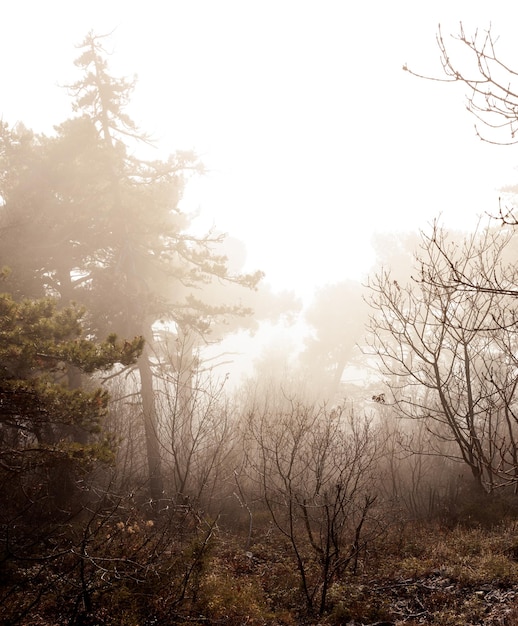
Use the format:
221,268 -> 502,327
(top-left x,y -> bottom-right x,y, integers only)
2,1 -> 518,302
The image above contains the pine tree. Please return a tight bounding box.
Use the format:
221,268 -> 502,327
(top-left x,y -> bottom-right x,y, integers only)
1,32 -> 265,503
0,292 -> 143,548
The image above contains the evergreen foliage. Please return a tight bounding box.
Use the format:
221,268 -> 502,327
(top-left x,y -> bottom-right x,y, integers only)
0,292 -> 142,601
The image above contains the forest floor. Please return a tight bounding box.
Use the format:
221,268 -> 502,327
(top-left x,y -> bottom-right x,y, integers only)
6,514 -> 518,625
340,569 -> 518,625
212,521 -> 518,626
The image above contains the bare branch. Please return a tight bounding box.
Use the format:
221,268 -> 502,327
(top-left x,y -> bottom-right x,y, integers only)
405,22 -> 518,144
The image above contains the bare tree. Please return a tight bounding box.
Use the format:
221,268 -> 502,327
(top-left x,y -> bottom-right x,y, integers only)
152,330 -> 237,512
367,223 -> 518,493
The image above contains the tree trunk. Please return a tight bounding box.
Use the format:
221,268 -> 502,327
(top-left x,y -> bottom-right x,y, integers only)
138,341 -> 164,504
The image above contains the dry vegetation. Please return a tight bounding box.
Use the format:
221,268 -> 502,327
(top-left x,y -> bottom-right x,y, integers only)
5,501 -> 518,625
4,397 -> 518,626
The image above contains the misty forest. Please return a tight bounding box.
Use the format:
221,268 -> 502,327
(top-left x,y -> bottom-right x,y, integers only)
5,27 -> 518,626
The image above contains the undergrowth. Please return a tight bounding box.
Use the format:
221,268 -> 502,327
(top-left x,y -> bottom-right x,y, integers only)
4,516 -> 518,625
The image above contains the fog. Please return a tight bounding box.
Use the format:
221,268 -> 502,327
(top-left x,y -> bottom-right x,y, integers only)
3,6 -> 516,266
2,1 -> 518,389
7,6 -> 518,622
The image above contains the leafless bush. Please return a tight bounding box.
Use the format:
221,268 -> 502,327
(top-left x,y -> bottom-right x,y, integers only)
243,397 -> 382,616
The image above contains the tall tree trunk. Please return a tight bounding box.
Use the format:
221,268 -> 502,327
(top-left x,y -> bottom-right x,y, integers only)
138,338 -> 164,504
